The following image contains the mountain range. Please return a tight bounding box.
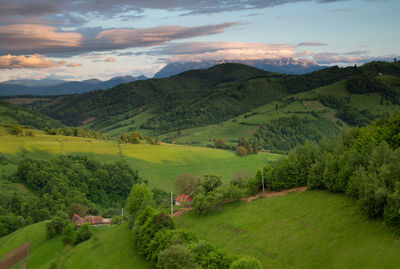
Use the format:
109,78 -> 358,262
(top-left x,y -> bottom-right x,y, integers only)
154,58 -> 325,78
0,75 -> 147,96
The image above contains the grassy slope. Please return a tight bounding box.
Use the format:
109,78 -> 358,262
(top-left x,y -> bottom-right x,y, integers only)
0,222 -> 148,269
59,224 -> 149,269
176,190 -> 400,269
0,222 -> 63,268
0,130 -> 279,190
164,76 -> 400,147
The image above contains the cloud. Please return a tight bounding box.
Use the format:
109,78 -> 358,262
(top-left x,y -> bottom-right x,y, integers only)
0,54 -> 66,69
104,57 -> 116,62
0,0 -> 351,23
0,24 -> 82,54
66,62 -> 82,67
0,23 -> 235,55
297,42 -> 327,46
96,23 -> 236,48
312,51 -> 398,65
158,41 -> 296,62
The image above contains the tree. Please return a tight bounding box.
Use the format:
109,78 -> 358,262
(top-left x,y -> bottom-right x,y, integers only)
174,173 -> 198,195
236,146 -> 247,156
230,257 -> 262,269
75,223 -> 93,244
157,244 -> 197,269
46,215 -> 69,238
214,138 -> 227,149
201,174 -> 222,193
67,203 -> 89,218
125,183 -> 154,217
239,138 -> 252,154
61,223 -> 76,245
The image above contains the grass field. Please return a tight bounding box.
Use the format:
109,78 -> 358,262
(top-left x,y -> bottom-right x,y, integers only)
176,190 -> 400,269
0,222 -> 148,269
0,130 -> 279,190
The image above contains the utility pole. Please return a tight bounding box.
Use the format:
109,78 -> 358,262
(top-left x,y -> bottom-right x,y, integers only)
121,208 -> 124,223
261,168 -> 265,193
170,191 -> 174,214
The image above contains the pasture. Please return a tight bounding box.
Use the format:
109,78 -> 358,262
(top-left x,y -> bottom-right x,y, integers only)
0,130 -> 279,190
176,190 -> 400,269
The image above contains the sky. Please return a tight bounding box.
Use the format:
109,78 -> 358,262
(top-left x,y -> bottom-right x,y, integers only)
0,0 -> 399,81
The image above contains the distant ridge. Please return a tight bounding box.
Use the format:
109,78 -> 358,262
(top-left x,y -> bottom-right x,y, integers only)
154,58 -> 325,78
0,75 -> 148,96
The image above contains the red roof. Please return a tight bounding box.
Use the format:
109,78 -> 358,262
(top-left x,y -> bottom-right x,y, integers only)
175,194 -> 193,203
72,214 -> 110,226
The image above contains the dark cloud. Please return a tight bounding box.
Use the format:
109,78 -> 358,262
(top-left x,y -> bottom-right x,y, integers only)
0,0 -> 350,23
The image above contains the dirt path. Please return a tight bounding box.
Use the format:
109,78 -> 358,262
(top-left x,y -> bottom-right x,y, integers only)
170,186 -> 308,218
0,240 -> 31,269
242,186 -> 308,202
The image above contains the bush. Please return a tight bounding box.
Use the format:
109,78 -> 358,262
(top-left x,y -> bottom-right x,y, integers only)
61,223 -> 76,245
236,146 -> 247,156
230,257 -> 262,269
46,215 -> 69,238
10,125 -> 23,135
214,138 -> 227,149
75,223 -> 93,244
157,244 -> 197,269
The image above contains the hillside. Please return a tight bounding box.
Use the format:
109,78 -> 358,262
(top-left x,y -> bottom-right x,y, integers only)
164,74 -> 400,151
0,221 -> 148,268
0,129 -> 277,190
0,101 -> 63,130
176,190 -> 400,269
35,61 -> 400,152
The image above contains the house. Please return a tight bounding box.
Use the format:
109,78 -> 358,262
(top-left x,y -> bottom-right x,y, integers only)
175,194 -> 193,206
71,214 -> 111,227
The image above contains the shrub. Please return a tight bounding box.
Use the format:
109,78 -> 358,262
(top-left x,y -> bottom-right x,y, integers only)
157,244 -> 197,269
61,223 -> 76,245
236,146 -> 247,156
230,257 -> 262,269
75,223 -> 93,244
10,125 -> 23,135
214,138 -> 227,149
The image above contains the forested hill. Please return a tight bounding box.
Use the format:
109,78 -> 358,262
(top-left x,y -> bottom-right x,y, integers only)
38,61 -> 400,141
0,101 -> 63,130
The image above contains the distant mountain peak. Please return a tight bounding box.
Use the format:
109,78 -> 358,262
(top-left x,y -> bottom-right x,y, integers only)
154,58 -> 324,78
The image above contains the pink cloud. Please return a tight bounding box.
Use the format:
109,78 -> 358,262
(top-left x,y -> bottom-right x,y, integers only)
104,57 -> 116,62
0,24 -> 82,52
0,54 -> 66,69
162,42 -> 296,62
66,62 -> 82,67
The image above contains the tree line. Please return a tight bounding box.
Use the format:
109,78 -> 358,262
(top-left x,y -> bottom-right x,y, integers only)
252,114 -> 400,231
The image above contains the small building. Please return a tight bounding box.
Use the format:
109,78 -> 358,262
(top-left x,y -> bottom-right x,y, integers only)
175,194 -> 193,206
71,214 -> 111,227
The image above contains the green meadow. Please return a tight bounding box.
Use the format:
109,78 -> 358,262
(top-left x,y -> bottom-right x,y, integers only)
176,190 -> 400,269
0,130 -> 279,190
